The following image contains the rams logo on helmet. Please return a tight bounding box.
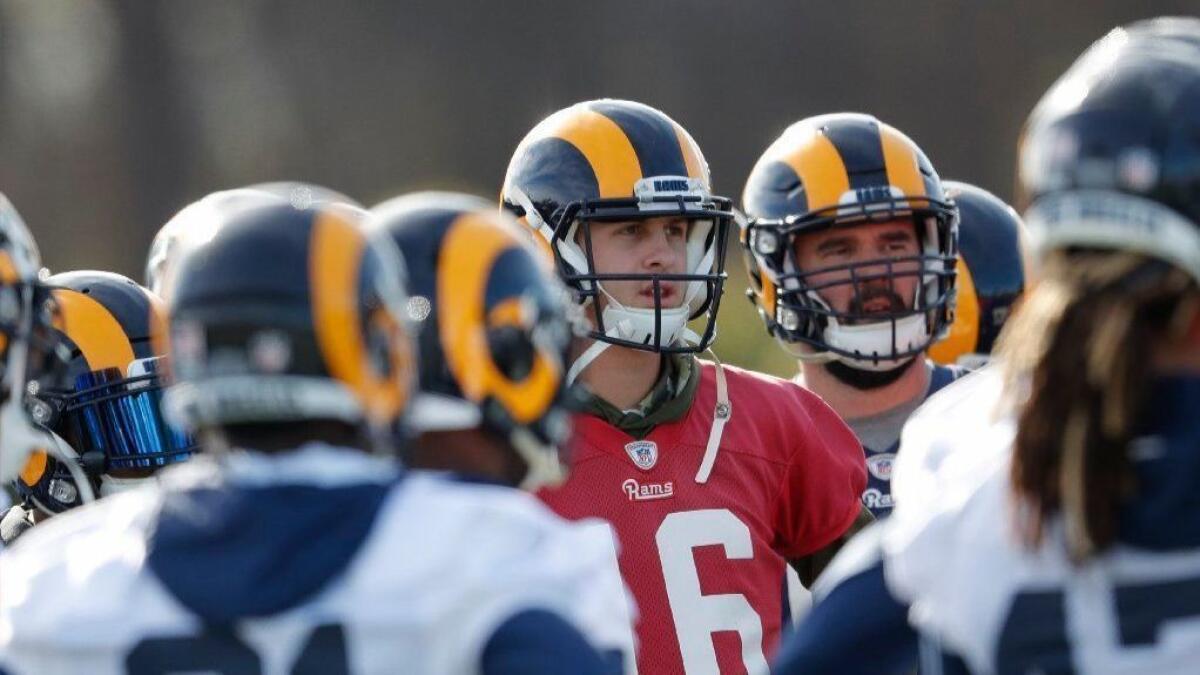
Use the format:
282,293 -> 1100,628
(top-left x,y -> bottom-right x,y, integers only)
370,192 -> 575,489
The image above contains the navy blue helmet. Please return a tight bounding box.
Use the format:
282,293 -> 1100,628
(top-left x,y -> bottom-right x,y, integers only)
930,181 -> 1027,367
1020,16 -> 1200,283
16,272 -> 194,514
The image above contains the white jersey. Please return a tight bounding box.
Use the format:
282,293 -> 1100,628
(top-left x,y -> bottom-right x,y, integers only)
0,445 -> 636,675
882,366 -> 1200,675
0,489 -> 8,552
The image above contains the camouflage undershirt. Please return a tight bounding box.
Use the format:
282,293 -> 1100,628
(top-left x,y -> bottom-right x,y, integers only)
578,353 -> 701,439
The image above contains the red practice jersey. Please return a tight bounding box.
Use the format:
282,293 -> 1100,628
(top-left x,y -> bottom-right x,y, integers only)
539,360 -> 866,674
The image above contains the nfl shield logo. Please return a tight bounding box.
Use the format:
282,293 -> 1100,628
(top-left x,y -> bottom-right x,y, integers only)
866,453 -> 896,481
625,440 -> 658,471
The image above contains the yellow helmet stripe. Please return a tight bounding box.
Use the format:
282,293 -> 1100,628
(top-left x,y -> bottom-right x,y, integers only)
780,130 -> 850,212
54,289 -> 137,371
149,291 -> 172,375
553,110 -> 643,198
672,122 -> 706,182
929,257 -> 979,364
0,253 -> 18,284
880,128 -> 927,199
309,211 -> 405,423
438,212 -> 559,424
761,269 -> 777,313
19,450 -> 48,486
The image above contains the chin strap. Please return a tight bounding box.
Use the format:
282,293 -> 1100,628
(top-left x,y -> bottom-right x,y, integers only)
694,349 -> 731,484
566,339 -> 609,386
566,320 -> 704,387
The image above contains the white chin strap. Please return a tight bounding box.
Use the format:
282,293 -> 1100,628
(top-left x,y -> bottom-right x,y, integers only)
694,349 -> 731,484
566,283 -> 700,385
821,313 -> 930,371
788,284 -> 930,371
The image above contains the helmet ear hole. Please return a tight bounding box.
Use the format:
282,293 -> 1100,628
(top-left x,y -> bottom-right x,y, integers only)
488,327 -> 534,381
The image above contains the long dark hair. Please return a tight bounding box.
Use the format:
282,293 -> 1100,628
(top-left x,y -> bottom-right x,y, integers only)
998,250 -> 1198,562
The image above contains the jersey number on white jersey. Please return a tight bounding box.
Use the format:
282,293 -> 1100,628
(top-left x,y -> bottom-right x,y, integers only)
997,576 -> 1200,674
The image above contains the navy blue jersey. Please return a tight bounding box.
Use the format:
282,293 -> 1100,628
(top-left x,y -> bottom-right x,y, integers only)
858,363 -> 964,517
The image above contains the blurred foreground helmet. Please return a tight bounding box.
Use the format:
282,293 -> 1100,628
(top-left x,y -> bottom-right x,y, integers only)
162,201 -> 416,441
16,272 -> 192,513
0,194 -> 66,485
740,113 -> 958,370
145,189 -> 285,299
370,192 -> 576,489
929,181 -> 1028,368
146,182 -> 360,300
501,99 -> 734,378
1020,16 -> 1200,283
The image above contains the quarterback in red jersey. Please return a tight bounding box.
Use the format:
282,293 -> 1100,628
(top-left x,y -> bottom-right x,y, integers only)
501,99 -> 868,674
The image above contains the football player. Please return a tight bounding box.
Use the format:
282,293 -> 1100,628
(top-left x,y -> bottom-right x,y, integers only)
740,113 -> 963,518
367,190 -> 635,669
0,199 -> 631,674
502,99 -> 868,673
0,195 -> 68,542
775,16 -> 1200,674
928,180 -> 1028,369
367,192 -> 575,489
0,272 -> 195,545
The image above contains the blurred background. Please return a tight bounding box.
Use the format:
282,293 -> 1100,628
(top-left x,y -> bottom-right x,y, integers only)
1,0 -> 1192,376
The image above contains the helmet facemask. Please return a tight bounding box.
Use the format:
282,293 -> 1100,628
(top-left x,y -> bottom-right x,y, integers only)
508,179 -> 732,376
18,355 -> 197,514
749,193 -> 958,371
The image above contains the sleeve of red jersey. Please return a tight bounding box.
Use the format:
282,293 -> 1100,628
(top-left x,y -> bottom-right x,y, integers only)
771,389 -> 867,559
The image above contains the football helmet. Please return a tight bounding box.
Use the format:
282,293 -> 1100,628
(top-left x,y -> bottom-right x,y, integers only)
740,113 -> 958,370
929,181 -> 1028,368
145,189 -> 286,299
501,99 -> 734,378
0,194 -> 65,486
15,272 -> 194,514
369,192 -> 575,489
146,183 -> 360,300
161,200 -> 415,442
1020,17 -> 1200,284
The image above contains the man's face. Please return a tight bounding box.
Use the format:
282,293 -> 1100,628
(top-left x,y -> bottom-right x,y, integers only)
792,219 -> 922,323
585,216 -> 690,310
